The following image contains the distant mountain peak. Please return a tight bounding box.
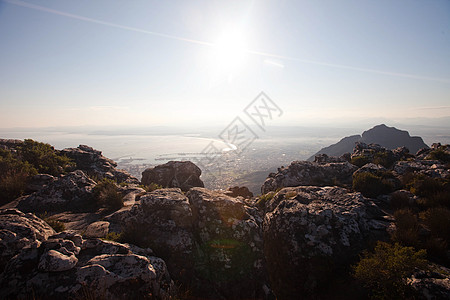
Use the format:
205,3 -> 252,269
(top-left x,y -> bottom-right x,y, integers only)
308,124 -> 428,161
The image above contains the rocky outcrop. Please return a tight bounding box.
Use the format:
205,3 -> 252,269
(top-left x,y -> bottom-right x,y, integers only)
409,265 -> 450,300
0,213 -> 175,299
122,187 -> 266,299
186,187 -> 265,299
225,186 -> 254,199
141,161 -> 204,192
262,186 -> 389,299
261,161 -> 357,194
62,145 -> 139,184
125,188 -> 195,284
309,124 -> 428,160
0,209 -> 55,271
17,170 -> 96,212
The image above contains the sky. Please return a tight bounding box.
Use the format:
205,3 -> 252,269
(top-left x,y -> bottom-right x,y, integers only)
0,0 -> 449,129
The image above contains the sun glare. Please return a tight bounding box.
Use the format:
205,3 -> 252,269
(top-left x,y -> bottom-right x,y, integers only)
210,30 -> 248,71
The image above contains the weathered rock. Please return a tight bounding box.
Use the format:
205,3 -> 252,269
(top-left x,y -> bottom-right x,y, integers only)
314,153 -> 349,163
84,221 -> 110,238
16,170 -> 96,212
409,266 -> 450,300
262,186 -> 389,299
125,188 -> 195,283
0,224 -> 175,300
25,174 -> 56,193
225,186 -> 254,199
261,161 -> 357,194
62,145 -> 139,184
353,163 -> 387,175
38,249 -> 78,272
141,161 -> 204,191
394,160 -> 449,178
186,187 -> 265,299
0,209 -> 56,272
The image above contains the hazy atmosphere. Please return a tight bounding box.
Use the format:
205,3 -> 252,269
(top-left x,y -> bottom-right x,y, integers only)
1,1 -> 450,299
1,0 -> 449,128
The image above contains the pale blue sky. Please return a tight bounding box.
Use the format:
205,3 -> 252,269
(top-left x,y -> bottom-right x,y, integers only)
0,0 -> 449,128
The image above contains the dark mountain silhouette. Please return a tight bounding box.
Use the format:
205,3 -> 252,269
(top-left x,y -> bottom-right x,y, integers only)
308,124 -> 428,161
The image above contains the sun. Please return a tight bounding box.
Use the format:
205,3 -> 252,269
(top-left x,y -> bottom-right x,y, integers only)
210,29 -> 248,72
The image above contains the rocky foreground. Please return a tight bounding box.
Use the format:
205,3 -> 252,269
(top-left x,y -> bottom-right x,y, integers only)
0,139 -> 449,299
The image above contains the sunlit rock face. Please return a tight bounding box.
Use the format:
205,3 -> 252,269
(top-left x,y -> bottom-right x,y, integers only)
0,208 -> 55,272
16,170 -> 96,213
262,186 -> 390,299
62,145 -> 139,184
261,161 -> 357,194
0,218 -> 175,300
141,161 -> 204,191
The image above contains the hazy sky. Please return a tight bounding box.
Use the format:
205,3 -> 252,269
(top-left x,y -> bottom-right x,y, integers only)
1,0 -> 449,128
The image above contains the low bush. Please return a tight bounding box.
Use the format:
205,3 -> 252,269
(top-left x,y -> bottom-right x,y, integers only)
353,241 -> 427,299
40,213 -> 66,232
373,151 -> 396,168
420,207 -> 450,242
256,191 -> 276,210
104,231 -> 123,242
393,209 -> 420,247
18,139 -> 73,176
0,149 -> 37,204
426,148 -> 450,163
353,172 -> 394,198
390,192 -> 412,211
350,155 -> 370,168
143,182 -> 163,192
92,179 -> 124,210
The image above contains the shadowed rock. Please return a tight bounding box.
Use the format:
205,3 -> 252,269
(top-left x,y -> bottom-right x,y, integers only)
262,186 -> 390,299
261,161 -> 357,194
141,161 -> 204,192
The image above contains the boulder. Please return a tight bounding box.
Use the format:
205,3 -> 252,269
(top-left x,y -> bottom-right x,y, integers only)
225,186 -> 254,199
262,186 -> 390,298
409,266 -> 450,300
16,170 -> 96,212
84,221 -> 110,238
0,208 -> 55,271
0,222 -> 175,299
141,161 -> 204,192
186,187 -> 265,299
62,145 -> 139,184
261,161 -> 357,194
125,188 -> 195,283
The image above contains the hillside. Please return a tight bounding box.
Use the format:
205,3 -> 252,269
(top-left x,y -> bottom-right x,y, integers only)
308,124 -> 429,161
0,138 -> 449,299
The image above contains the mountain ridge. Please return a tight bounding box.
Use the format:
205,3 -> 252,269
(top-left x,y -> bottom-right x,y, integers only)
308,124 -> 428,161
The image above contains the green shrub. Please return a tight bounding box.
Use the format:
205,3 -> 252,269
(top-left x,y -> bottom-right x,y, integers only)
93,179 -> 124,210
351,155 -> 370,168
373,151 -> 396,168
353,241 -> 427,299
104,231 -> 123,242
142,182 -> 163,192
390,192 -> 411,211
40,213 -> 66,232
0,149 -> 37,204
426,148 -> 450,163
406,175 -> 450,208
353,172 -> 393,198
393,209 -> 420,247
18,139 -> 73,176
420,207 -> 450,242
256,191 -> 276,209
